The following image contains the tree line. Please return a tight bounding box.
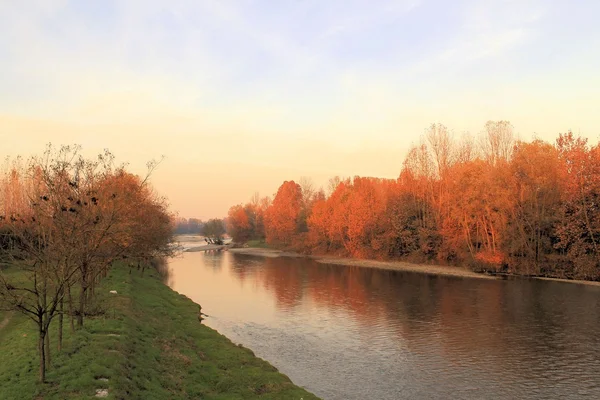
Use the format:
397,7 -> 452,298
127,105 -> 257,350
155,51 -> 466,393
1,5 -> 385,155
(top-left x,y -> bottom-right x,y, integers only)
0,145 -> 173,382
172,217 -> 226,241
172,218 -> 203,234
227,122 -> 600,281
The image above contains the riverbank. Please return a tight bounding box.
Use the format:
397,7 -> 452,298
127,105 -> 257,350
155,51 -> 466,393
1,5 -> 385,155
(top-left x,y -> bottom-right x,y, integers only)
186,243 -> 228,252
229,247 -> 305,259
229,247 -> 496,280
230,247 -> 600,286
0,265 -> 319,399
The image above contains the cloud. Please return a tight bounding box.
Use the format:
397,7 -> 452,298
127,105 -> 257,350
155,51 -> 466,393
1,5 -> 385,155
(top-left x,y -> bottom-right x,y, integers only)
318,0 -> 423,39
1,0 -> 600,218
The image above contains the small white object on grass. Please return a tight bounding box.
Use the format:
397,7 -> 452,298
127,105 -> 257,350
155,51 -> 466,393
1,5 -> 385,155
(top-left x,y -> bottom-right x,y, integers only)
95,388 -> 109,397
109,290 -> 117,294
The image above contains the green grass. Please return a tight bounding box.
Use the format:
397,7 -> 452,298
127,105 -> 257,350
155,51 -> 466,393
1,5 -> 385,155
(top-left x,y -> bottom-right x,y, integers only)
0,265 -> 319,399
245,240 -> 271,249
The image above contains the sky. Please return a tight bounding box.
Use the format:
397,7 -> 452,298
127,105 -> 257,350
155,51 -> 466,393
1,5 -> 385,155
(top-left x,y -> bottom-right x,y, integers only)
1,0 -> 600,219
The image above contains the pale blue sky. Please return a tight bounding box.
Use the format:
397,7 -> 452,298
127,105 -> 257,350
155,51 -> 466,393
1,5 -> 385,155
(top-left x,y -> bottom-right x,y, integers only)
1,0 -> 599,218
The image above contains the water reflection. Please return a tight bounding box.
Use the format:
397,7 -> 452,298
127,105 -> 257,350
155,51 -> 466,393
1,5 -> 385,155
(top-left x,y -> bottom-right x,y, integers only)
166,248 -> 600,400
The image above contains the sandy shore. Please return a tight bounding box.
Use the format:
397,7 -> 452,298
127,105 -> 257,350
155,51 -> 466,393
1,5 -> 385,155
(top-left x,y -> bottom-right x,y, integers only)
312,255 -> 496,279
228,248 -> 304,258
185,244 -> 228,252
228,248 -> 495,280
197,246 -> 600,286
532,276 -> 600,287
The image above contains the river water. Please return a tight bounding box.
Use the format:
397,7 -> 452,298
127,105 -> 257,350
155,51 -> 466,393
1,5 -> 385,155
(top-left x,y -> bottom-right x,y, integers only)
166,245 -> 600,399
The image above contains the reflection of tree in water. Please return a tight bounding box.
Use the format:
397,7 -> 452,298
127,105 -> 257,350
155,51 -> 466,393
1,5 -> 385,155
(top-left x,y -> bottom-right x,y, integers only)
154,257 -> 175,287
257,257 -> 308,308
228,254 -> 264,284
236,255 -> 600,391
387,276 -> 600,390
306,264 -> 371,315
202,250 -> 225,271
254,259 -> 375,315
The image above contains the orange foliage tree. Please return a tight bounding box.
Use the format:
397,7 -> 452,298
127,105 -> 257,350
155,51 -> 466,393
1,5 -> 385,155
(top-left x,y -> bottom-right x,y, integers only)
228,122 -> 600,281
264,181 -> 303,246
226,193 -> 271,243
0,146 -> 173,382
554,132 -> 600,279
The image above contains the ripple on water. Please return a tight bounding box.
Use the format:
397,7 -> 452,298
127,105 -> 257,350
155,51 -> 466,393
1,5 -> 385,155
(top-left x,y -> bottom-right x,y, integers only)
168,249 -> 600,400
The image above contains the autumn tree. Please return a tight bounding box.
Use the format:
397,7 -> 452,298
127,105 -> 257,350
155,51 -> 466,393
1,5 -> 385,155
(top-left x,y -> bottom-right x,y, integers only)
264,181 -> 303,246
112,171 -> 174,276
202,218 -> 226,241
505,140 -> 564,275
0,145 -> 173,382
298,177 -> 318,233
231,121 -> 600,280
396,145 -> 440,257
554,132 -> 600,279
344,177 -> 389,258
227,205 -> 252,242
382,181 -> 423,257
442,159 -> 513,267
0,146 -> 97,381
324,178 -> 352,252
307,193 -> 331,251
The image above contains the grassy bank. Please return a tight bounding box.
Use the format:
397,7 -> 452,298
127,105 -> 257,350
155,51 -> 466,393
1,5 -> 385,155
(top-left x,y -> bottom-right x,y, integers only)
0,265 -> 319,399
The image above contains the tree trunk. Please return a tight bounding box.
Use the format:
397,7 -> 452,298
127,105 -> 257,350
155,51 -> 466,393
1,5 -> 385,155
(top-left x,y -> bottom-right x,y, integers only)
89,275 -> 95,300
45,325 -> 51,369
38,324 -> 46,383
78,262 -> 90,328
58,297 -> 63,352
78,276 -> 87,328
67,284 -> 75,332
41,277 -> 50,370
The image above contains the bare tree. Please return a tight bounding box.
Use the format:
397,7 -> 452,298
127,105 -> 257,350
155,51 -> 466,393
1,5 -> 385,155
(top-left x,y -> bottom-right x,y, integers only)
481,120 -> 514,165
299,176 -> 315,206
202,218 -> 226,242
0,148 -> 83,382
455,132 -> 477,164
426,123 -> 454,178
327,176 -> 342,197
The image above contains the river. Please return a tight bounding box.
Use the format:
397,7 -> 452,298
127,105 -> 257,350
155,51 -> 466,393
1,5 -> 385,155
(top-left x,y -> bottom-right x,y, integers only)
165,243 -> 600,399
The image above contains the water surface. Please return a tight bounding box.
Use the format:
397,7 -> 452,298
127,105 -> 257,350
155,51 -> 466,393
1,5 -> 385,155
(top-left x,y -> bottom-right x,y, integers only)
166,245 -> 600,399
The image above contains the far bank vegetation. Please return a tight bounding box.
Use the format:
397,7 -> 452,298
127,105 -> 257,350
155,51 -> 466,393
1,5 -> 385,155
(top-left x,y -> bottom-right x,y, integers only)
227,121 -> 600,281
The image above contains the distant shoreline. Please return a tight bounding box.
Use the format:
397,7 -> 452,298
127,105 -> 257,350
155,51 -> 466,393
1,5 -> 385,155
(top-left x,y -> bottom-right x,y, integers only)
227,247 -> 600,287
180,242 -> 600,287
228,247 -> 495,280
532,276 -> 600,287
185,244 -> 228,252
